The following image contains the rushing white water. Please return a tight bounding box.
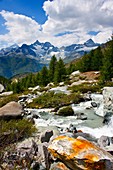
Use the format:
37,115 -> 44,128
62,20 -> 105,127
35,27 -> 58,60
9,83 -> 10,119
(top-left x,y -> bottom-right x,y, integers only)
79,116 -> 113,139
91,93 -> 104,117
30,92 -> 113,139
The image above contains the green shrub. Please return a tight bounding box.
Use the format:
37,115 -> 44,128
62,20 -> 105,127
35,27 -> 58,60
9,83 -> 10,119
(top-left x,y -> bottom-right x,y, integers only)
68,83 -> 101,93
57,106 -> 74,116
27,91 -> 83,109
0,94 -> 19,107
0,119 -> 37,149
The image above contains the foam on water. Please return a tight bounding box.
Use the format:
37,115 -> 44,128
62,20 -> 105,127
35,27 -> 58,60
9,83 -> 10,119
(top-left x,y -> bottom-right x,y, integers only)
34,115 -> 83,129
79,116 -> 113,138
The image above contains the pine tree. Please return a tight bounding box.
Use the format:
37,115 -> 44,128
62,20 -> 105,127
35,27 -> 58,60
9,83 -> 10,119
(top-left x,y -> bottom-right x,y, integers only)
49,55 -> 57,82
54,58 -> 66,83
100,39 -> 113,82
40,66 -> 49,86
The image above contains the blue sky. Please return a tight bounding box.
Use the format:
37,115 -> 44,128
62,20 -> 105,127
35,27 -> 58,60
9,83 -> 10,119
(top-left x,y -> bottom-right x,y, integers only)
0,0 -> 113,49
0,0 -> 47,34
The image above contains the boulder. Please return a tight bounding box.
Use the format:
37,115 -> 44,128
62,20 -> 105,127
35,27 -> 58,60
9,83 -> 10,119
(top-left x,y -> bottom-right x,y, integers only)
0,84 -> 4,93
40,130 -> 54,143
0,101 -> 23,120
57,106 -> 74,116
50,162 -> 70,170
98,136 -> 110,148
48,136 -> 113,170
103,87 -> 113,115
75,112 -> 87,120
0,91 -> 13,96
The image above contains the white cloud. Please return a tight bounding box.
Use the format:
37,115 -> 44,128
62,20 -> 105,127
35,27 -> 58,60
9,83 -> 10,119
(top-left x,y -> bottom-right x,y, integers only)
0,0 -> 113,49
42,0 -> 113,44
0,10 -> 42,48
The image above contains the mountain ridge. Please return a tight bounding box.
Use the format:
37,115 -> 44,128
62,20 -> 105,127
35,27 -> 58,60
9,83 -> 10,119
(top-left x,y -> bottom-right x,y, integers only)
0,39 -> 100,78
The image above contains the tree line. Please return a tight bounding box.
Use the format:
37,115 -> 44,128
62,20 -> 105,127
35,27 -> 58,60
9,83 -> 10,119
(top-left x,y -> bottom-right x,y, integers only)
73,37 -> 113,83
6,56 -> 67,93
2,37 -> 113,93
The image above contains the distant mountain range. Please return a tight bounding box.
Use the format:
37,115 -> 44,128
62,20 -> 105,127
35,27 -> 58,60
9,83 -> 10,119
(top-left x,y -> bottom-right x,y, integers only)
0,39 -> 100,78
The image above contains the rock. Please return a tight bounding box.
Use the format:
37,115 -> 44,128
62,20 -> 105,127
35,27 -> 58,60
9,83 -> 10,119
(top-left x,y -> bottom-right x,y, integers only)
57,106 -> 74,116
48,136 -> 113,170
70,70 -> 80,77
0,84 -> 4,93
59,82 -> 64,86
103,87 -> 113,115
75,112 -> 87,120
28,85 -> 40,91
0,91 -> 13,96
0,101 -> 23,120
98,136 -> 110,148
50,162 -> 70,170
40,130 -> 54,143
103,112 -> 113,124
91,101 -> 98,107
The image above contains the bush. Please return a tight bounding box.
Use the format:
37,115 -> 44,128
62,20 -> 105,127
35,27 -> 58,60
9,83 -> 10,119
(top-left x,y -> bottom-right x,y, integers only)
0,119 -> 37,149
27,91 -> 83,109
0,94 -> 19,107
57,106 -> 74,116
68,83 -> 101,93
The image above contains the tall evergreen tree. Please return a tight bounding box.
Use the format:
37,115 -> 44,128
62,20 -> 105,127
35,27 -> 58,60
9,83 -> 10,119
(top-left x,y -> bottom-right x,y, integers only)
40,66 -> 49,86
49,55 -> 57,82
100,39 -> 113,82
54,58 -> 66,83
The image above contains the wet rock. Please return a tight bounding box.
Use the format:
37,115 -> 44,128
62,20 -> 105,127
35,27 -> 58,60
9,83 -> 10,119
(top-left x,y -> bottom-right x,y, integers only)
48,136 -> 113,170
103,112 -> 113,124
50,162 -> 70,170
0,101 -> 23,120
98,136 -> 110,148
103,87 -> 113,115
40,130 -> 54,143
91,101 -> 98,107
75,112 -> 87,120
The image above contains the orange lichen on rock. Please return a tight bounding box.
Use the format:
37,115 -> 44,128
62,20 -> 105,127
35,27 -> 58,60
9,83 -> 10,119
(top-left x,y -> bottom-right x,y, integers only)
48,136 -> 113,166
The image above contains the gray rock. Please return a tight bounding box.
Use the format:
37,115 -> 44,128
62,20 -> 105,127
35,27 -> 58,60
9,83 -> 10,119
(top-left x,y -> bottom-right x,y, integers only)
50,162 -> 70,170
98,135 -> 110,148
0,84 -> 4,93
91,101 -> 98,107
103,87 -> 113,115
0,101 -> 23,120
40,130 -> 53,143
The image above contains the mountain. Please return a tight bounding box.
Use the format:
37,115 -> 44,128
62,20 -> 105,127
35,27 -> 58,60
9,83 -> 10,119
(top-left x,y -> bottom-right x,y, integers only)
0,39 -> 100,78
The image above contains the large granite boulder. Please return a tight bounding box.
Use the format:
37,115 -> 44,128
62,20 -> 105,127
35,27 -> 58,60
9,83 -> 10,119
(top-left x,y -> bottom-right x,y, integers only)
48,136 -> 113,170
0,101 -> 23,120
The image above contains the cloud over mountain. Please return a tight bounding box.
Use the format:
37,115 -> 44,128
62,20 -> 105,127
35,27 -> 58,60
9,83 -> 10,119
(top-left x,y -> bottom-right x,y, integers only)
0,0 -> 113,49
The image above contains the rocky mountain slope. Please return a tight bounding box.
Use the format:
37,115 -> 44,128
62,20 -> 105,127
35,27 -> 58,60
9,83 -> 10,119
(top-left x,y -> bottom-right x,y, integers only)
0,39 -> 100,78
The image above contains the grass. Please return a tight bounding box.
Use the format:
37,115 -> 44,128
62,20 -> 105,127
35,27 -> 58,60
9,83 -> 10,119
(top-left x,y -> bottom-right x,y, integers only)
68,83 -> 101,94
27,91 -> 83,109
0,94 -> 19,107
0,119 -> 37,149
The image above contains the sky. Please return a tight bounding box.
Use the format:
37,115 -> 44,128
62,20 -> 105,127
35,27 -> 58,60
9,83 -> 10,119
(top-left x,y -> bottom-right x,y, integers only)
0,0 -> 113,49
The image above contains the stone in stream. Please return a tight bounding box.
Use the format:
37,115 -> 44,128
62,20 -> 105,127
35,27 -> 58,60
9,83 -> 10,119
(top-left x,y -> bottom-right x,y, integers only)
40,130 -> 54,143
103,87 -> 113,116
98,135 -> 110,148
48,136 -> 113,170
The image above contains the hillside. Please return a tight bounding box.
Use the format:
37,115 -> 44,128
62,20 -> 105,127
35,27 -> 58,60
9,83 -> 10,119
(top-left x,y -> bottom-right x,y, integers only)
0,39 -> 99,78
